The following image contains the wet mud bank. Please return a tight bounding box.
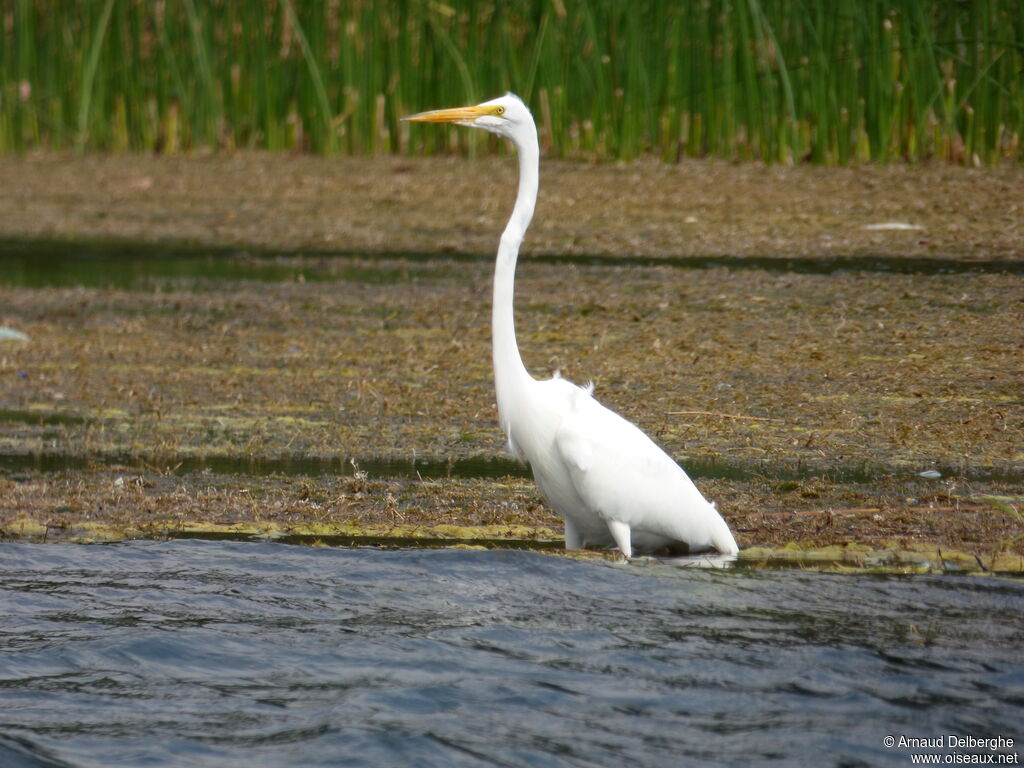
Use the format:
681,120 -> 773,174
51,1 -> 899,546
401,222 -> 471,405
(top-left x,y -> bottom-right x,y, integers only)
0,153 -> 1021,570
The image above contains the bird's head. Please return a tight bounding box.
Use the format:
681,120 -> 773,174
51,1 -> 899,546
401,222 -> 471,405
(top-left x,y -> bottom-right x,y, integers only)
402,93 -> 533,144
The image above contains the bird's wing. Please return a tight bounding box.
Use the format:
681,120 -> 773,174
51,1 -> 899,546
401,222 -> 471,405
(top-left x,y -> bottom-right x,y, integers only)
555,401 -> 683,523
553,393 -> 735,553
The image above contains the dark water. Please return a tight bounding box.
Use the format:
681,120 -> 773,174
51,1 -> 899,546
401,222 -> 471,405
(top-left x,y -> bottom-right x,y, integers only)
2,237 -> 1022,290
4,446 -> 1023,488
1,542 -> 1022,768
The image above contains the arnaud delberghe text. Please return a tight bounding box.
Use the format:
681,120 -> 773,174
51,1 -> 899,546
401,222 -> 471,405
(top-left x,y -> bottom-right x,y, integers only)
898,737 -> 1014,751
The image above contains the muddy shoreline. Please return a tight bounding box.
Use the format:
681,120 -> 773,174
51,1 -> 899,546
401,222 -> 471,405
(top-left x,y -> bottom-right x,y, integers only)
3,152 -> 1023,261
1,153 -> 1022,570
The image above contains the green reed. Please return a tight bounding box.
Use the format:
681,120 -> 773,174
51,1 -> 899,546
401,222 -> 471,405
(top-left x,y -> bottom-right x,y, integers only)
1,0 -> 1021,164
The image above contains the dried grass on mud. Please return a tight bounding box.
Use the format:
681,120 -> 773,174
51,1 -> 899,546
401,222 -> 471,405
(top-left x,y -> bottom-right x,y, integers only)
1,153 -> 1021,568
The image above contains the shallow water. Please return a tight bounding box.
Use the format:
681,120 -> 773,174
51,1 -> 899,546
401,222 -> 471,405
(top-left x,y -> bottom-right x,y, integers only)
1,542 -> 1021,767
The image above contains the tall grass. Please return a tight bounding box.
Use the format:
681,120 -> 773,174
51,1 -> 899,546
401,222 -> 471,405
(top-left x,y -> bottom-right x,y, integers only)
1,0 -> 1021,164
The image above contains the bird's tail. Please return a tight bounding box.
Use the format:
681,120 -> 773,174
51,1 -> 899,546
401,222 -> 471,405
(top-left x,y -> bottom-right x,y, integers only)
709,509 -> 740,555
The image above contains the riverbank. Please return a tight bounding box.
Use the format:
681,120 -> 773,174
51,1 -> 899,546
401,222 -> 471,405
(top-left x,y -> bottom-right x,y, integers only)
1,153 -> 1021,571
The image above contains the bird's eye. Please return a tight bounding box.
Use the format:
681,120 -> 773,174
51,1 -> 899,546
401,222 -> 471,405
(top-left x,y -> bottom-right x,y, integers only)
495,106 -> 505,116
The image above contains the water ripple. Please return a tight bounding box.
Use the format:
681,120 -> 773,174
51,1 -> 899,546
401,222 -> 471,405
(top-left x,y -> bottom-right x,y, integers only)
1,541 -> 1021,767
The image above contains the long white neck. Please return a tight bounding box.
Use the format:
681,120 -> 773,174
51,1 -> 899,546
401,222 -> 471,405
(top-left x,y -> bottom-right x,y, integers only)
493,122 -> 540,435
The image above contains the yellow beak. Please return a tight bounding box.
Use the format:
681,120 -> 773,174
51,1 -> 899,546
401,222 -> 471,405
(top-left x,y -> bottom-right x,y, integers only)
402,104 -> 496,124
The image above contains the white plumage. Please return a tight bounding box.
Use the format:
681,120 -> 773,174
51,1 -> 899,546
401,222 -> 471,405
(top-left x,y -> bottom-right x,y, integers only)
405,93 -> 739,558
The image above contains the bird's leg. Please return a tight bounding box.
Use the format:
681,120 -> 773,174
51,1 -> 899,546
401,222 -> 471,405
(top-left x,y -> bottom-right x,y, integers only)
605,520 -> 633,559
563,516 -> 584,550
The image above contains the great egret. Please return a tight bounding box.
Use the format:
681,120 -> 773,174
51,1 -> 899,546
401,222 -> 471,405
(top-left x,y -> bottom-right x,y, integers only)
404,94 -> 739,557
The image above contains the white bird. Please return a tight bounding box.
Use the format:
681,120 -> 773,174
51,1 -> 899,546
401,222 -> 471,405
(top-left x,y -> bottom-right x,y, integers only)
404,94 -> 739,558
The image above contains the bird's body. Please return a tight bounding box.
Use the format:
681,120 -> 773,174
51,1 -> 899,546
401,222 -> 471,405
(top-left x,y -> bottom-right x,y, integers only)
507,374 -> 737,555
405,94 -> 739,558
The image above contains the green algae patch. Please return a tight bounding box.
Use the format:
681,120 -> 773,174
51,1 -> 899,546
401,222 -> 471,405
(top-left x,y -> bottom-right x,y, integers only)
1,515 -> 564,551
7,512 -> 1022,574
0,516 -> 137,544
738,541 -> 1024,575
